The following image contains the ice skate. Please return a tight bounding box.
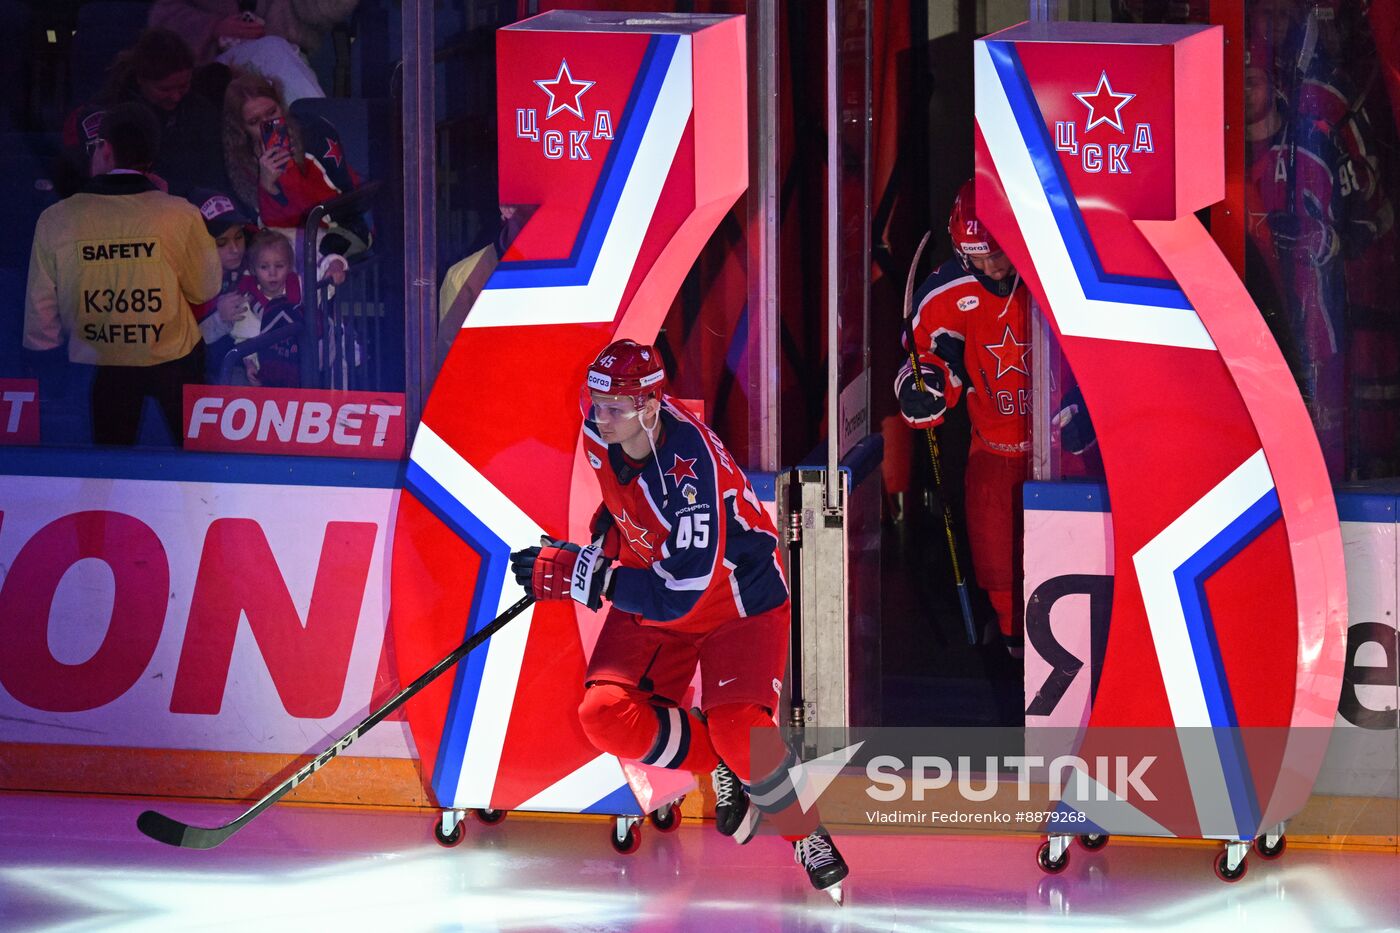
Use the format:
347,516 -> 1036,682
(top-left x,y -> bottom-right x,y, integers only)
794,828 -> 849,905
711,759 -> 760,844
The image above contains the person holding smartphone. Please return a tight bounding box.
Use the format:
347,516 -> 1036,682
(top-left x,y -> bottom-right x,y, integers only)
221,71 -> 370,258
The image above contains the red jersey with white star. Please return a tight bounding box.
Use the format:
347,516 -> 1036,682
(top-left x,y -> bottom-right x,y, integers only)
906,258 -> 1032,455
583,398 -> 787,634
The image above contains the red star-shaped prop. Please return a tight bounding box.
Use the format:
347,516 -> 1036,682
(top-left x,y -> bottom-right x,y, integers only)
1073,71 -> 1135,133
985,325 -> 1031,379
322,138 -> 343,168
664,454 -> 698,487
534,59 -> 595,121
616,509 -> 653,554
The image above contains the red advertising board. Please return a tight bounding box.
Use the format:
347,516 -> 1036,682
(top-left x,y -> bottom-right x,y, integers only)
0,378 -> 40,446
183,386 -> 406,459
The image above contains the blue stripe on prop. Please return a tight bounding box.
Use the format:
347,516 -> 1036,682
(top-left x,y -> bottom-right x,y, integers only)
582,782 -> 644,816
986,42 -> 1193,309
404,460 -> 508,807
1172,486 -> 1280,838
486,34 -> 679,288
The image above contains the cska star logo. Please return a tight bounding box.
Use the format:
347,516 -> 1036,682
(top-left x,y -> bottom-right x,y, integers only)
1054,71 -> 1155,176
321,138 -> 343,168
516,59 -> 615,162
985,325 -> 1031,378
534,59 -> 593,119
665,454 -> 698,486
616,509 -> 653,555
1073,71 -> 1134,132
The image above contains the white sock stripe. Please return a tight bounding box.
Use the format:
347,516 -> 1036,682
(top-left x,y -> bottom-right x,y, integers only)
664,707 -> 688,767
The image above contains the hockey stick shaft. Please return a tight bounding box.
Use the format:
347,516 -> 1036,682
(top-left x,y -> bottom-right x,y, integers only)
903,231 -> 978,644
137,593 -> 535,849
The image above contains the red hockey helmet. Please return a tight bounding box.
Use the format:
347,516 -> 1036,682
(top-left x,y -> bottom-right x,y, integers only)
948,179 -> 1001,259
586,339 -> 667,397
582,339 -> 667,424
582,337 -> 663,395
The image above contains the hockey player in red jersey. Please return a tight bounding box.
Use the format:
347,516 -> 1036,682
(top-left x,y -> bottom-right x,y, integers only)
895,180 -> 1093,652
1243,1 -> 1400,479
509,339 -> 848,903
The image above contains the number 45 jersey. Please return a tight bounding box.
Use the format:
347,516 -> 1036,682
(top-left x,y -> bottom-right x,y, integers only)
583,398 -> 788,635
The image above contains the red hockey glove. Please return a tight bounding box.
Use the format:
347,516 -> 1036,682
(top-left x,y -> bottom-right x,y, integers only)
509,538 -> 613,610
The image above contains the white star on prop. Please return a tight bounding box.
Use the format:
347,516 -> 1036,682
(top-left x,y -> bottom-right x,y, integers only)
534,60 -> 594,121
1073,71 -> 1135,133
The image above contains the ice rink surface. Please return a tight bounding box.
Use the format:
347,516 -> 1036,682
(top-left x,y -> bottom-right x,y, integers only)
1,792 -> 1395,932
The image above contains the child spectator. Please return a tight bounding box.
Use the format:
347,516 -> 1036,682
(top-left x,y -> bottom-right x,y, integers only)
189,188 -> 255,382
235,229 -> 346,386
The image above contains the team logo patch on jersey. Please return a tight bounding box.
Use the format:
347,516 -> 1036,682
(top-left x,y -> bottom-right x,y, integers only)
588,452 -> 602,469
682,483 -> 697,504
665,454 -> 698,486
957,295 -> 980,311
984,324 -> 1031,378
616,509 -> 653,554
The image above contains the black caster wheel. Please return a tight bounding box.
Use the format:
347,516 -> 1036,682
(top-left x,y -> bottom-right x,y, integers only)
1254,835 -> 1286,859
649,797 -> 683,833
1037,840 -> 1069,874
611,821 -> 642,854
1076,833 -> 1109,851
473,807 -> 506,825
1214,850 -> 1248,882
433,820 -> 463,847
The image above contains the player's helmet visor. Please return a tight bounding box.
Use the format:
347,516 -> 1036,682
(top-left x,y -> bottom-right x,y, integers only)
580,388 -> 646,424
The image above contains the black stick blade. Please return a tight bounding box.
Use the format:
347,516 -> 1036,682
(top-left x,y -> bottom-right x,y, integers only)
137,809 -> 233,849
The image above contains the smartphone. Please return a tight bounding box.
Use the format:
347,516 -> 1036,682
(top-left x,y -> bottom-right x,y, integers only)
260,118 -> 290,152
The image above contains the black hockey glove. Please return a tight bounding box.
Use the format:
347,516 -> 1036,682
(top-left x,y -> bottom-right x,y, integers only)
1054,385 -> 1097,455
589,504 -> 621,559
895,359 -> 947,428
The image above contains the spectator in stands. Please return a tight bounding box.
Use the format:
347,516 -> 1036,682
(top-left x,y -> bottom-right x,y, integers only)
234,228 -> 346,386
222,71 -> 370,258
188,188 -> 257,382
25,103 -> 222,446
150,0 -> 359,103
61,29 -> 231,199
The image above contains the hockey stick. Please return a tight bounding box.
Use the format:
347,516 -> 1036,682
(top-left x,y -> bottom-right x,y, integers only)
903,230 -> 978,644
137,593 -> 535,849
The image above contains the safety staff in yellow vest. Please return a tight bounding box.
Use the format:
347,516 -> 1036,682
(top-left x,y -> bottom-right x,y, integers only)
24,102 -> 222,446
